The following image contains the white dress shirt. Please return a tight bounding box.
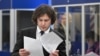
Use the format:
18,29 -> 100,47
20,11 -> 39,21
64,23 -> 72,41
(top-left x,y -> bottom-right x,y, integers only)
36,26 -> 50,40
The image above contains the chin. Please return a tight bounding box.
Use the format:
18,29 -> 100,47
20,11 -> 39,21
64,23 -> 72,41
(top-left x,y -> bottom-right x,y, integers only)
42,29 -> 47,31
41,29 -> 45,31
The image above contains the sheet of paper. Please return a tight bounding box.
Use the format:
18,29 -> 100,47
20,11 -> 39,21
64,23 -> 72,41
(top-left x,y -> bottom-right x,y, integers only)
85,52 -> 98,56
40,32 -> 63,53
24,36 -> 44,56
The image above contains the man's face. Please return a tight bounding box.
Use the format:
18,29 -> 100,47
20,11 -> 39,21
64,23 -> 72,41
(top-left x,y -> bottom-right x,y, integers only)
37,14 -> 51,31
87,38 -> 94,47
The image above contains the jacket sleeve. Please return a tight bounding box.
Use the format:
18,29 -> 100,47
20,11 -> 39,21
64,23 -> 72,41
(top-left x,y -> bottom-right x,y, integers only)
57,40 -> 66,56
54,30 -> 66,56
11,30 -> 24,56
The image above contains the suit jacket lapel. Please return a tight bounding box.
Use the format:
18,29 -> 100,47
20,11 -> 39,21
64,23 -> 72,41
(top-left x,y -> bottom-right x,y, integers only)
29,26 -> 37,39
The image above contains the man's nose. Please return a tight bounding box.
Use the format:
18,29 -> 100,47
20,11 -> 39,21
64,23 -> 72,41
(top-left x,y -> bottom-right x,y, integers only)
41,21 -> 45,25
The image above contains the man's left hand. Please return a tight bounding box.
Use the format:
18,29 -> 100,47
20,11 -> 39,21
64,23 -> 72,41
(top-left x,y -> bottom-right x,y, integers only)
49,50 -> 59,56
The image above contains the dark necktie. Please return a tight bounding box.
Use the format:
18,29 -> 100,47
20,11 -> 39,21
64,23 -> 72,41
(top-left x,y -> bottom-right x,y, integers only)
40,31 -> 44,35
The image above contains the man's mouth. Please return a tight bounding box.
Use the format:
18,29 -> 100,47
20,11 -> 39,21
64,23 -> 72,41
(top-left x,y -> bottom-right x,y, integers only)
42,27 -> 45,29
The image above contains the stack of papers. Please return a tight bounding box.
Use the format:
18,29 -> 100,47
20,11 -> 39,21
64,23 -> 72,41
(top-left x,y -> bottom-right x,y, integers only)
24,32 -> 63,56
24,36 -> 44,56
40,32 -> 63,53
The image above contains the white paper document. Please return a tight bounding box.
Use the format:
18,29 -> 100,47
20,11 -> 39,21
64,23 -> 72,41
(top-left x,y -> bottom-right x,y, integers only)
40,32 -> 63,53
24,36 -> 44,56
85,52 -> 98,56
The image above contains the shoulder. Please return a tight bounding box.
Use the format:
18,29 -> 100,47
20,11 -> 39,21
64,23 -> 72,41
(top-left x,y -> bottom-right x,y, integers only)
20,26 -> 36,32
18,26 -> 36,36
22,26 -> 36,31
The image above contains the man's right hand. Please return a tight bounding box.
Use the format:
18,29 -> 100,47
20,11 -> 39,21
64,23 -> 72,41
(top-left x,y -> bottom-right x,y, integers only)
19,49 -> 30,56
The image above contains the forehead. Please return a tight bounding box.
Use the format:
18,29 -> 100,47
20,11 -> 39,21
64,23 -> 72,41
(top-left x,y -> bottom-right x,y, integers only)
38,14 -> 50,19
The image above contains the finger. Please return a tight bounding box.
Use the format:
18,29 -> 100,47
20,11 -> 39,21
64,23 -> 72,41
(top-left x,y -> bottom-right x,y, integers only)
26,51 -> 30,55
49,53 -> 53,56
52,50 -> 59,56
19,49 -> 26,52
19,49 -> 30,56
54,50 -> 59,53
19,51 -> 29,56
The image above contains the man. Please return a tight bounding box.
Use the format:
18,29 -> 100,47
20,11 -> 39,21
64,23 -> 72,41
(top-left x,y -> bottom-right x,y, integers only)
86,31 -> 99,55
11,4 -> 66,56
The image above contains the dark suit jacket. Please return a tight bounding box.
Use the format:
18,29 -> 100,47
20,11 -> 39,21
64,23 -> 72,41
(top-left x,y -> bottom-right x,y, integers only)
11,26 -> 66,56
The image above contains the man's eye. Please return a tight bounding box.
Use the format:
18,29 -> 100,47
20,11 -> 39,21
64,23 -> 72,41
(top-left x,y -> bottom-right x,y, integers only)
39,20 -> 42,21
45,20 -> 48,21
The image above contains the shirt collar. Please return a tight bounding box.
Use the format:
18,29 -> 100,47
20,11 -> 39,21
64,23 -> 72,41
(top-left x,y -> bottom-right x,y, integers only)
37,26 -> 50,34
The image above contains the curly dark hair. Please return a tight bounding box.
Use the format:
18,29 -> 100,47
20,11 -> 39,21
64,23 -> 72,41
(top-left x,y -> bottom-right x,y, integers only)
86,31 -> 95,40
86,31 -> 99,42
32,4 -> 56,25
